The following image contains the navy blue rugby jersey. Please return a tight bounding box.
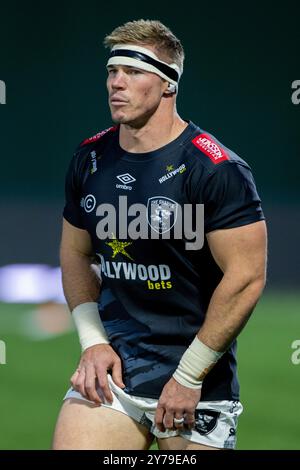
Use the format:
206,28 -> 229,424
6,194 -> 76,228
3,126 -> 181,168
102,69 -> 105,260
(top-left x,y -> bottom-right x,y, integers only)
63,121 -> 264,400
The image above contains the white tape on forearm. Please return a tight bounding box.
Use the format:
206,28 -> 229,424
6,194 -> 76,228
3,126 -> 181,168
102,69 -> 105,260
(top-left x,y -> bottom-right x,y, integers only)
173,336 -> 224,389
72,302 -> 109,351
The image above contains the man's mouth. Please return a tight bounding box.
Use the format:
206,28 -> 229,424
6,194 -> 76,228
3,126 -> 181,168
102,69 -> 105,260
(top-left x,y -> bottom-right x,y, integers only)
110,96 -> 128,105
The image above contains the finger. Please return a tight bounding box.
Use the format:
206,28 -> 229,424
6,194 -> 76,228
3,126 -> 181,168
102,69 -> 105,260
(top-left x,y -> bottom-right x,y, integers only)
111,359 -> 125,389
84,366 -> 102,405
73,369 -> 87,398
163,410 -> 175,430
184,411 -> 195,430
70,369 -> 80,387
155,405 -> 166,432
96,369 -> 113,404
173,412 -> 185,429
70,364 -> 84,385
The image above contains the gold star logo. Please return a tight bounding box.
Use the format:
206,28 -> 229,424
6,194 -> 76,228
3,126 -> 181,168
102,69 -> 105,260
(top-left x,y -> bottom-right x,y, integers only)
105,235 -> 134,260
166,164 -> 174,172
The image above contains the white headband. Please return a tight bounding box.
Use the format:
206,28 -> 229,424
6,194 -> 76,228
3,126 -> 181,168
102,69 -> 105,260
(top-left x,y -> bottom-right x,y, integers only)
106,44 -> 182,87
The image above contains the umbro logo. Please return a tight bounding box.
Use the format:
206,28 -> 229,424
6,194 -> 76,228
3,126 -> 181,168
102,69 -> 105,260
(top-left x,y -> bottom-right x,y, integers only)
117,173 -> 136,184
116,173 -> 136,191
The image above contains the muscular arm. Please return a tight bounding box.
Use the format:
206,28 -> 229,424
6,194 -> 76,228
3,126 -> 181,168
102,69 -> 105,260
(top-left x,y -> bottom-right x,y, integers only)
61,217 -> 125,403
60,218 -> 101,310
199,220 -> 267,350
156,220 -> 267,431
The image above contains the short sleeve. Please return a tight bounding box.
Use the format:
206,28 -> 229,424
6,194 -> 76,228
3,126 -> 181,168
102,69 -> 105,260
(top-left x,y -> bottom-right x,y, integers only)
197,162 -> 265,233
62,152 -> 85,229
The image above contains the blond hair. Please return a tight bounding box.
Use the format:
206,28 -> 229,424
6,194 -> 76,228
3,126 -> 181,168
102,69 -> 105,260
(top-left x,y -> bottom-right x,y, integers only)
103,19 -> 184,73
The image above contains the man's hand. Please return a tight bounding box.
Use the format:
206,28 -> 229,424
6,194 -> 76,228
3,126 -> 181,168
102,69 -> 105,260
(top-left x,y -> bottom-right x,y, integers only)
70,344 -> 125,405
155,377 -> 201,432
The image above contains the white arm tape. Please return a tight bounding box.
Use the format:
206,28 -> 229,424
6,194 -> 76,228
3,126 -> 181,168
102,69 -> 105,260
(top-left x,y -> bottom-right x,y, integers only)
72,302 -> 109,351
173,336 -> 224,389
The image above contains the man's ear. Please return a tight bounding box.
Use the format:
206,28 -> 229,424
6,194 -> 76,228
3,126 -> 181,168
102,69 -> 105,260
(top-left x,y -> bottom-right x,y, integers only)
165,83 -> 176,94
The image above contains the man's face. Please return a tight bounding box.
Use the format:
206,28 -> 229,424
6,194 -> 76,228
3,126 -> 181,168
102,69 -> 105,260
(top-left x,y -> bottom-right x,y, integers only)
106,63 -> 167,128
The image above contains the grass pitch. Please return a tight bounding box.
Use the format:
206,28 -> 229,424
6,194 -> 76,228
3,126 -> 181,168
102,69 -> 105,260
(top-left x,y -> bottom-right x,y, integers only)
0,292 -> 299,449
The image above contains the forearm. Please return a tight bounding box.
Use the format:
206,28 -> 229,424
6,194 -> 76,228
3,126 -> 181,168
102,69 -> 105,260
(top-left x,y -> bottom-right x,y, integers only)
173,222 -> 267,390
198,273 -> 265,351
173,274 -> 265,389
61,252 -> 101,311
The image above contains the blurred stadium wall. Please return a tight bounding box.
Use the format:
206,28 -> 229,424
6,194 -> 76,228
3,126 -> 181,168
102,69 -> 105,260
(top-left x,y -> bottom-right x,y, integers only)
0,2 -> 299,293
0,0 -> 299,452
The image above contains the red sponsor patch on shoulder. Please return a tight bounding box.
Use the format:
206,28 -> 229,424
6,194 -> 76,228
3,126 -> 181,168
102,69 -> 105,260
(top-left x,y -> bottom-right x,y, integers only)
80,126 -> 117,146
192,133 -> 229,164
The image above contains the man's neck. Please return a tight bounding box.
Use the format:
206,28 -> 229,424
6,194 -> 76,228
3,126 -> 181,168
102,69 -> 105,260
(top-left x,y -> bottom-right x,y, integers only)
119,111 -> 188,153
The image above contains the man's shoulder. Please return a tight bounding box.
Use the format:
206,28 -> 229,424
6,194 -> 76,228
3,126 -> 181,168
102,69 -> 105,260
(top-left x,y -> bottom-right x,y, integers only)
68,126 -> 117,174
78,125 -> 118,148
185,124 -> 250,173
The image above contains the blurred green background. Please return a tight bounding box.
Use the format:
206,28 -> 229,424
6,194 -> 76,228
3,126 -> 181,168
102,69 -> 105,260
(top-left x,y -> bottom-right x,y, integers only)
0,0 -> 299,450
1,293 -> 299,450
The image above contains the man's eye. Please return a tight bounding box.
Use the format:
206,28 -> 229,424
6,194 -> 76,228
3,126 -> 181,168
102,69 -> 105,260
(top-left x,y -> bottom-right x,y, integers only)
107,68 -> 118,75
129,69 -> 142,75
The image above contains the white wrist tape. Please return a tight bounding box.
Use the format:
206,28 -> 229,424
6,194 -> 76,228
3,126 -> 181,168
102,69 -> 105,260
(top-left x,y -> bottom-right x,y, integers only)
173,336 -> 224,389
72,302 -> 109,351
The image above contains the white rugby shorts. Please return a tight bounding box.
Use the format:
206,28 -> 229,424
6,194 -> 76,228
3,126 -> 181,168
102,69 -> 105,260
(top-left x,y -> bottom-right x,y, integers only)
64,374 -> 243,449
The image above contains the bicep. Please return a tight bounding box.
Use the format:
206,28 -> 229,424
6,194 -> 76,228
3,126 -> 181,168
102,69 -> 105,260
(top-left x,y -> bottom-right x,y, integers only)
61,217 -> 94,258
206,220 -> 267,280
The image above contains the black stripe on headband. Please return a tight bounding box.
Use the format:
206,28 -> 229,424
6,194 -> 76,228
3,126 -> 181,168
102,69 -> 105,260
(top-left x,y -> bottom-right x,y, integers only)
109,49 -> 179,83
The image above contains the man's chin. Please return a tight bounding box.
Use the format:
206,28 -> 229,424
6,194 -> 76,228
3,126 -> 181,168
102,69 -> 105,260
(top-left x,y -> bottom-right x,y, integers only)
111,114 -> 148,129
112,116 -> 139,127
111,113 -> 129,124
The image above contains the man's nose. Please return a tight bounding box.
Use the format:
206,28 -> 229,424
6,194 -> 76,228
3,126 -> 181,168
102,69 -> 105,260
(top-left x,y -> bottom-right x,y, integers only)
111,71 -> 127,89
